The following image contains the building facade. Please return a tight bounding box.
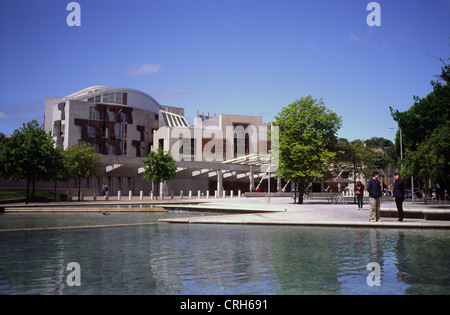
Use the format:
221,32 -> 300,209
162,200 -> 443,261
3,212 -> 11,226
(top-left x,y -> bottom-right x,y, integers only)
43,86 -> 274,197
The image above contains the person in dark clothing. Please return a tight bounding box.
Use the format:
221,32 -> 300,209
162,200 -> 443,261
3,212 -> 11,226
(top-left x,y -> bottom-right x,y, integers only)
356,181 -> 365,210
367,171 -> 382,222
393,172 -> 405,222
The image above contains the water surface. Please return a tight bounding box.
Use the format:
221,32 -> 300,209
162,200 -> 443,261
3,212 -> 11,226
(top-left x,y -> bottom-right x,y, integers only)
0,212 -> 449,294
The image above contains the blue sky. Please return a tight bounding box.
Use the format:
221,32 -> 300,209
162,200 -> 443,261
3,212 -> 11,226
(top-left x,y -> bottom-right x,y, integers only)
1,0 -> 449,142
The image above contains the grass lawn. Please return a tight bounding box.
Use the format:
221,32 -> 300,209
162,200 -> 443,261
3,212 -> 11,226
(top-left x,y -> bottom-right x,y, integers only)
0,189 -> 54,201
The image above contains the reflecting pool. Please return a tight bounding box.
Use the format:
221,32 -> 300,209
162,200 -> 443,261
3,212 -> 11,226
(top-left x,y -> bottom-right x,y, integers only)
0,212 -> 449,295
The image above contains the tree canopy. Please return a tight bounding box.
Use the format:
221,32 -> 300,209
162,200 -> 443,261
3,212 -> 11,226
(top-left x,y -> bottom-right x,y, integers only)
390,60 -> 450,193
142,147 -> 177,195
64,142 -> 102,200
0,120 -> 60,203
274,96 -> 342,203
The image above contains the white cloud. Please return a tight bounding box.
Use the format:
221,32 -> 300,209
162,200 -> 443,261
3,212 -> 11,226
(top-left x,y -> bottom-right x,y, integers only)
127,63 -> 161,77
0,111 -> 7,120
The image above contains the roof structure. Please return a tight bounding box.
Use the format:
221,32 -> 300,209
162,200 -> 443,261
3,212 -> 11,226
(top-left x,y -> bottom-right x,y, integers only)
160,110 -> 189,127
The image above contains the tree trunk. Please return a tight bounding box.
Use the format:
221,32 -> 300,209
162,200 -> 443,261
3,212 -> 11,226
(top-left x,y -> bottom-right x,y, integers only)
32,180 -> 36,201
78,179 -> 81,201
152,182 -> 158,199
26,180 -> 30,204
293,181 -> 297,204
297,180 -> 305,204
54,181 -> 58,201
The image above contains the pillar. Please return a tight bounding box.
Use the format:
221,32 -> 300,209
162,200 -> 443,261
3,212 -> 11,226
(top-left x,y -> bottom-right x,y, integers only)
217,171 -> 223,196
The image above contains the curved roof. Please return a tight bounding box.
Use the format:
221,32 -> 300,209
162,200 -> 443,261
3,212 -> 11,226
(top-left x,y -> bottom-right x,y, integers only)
66,85 -> 162,113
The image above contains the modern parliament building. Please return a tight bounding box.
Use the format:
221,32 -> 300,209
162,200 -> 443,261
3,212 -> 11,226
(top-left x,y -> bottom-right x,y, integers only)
43,85 -> 277,197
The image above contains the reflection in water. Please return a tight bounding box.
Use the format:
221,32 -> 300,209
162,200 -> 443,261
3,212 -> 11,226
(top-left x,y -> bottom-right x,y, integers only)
396,232 -> 407,283
0,213 -> 449,295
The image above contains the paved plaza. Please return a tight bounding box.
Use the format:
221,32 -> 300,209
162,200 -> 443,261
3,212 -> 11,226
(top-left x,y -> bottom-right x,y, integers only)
2,196 -> 450,229
158,197 -> 450,228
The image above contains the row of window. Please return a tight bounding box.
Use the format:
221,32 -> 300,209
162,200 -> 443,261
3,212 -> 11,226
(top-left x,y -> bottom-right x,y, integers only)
93,141 -> 127,155
87,123 -> 127,139
88,106 -> 129,122
88,92 -> 124,105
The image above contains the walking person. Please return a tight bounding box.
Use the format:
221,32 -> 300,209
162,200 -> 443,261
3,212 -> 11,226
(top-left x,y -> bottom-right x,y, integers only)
367,171 -> 382,222
393,172 -> 405,222
356,181 -> 364,210
104,184 -> 109,200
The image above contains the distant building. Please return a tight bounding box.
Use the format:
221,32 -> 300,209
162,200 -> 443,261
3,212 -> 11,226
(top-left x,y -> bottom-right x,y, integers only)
42,86 -> 275,197
44,85 -> 184,157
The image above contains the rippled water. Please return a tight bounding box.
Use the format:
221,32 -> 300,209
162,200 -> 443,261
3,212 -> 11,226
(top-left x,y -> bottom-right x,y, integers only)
0,212 -> 449,295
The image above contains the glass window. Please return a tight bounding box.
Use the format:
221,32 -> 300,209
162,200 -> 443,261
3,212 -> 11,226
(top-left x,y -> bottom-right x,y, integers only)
108,110 -> 116,122
115,123 -> 127,139
88,97 -> 94,103
89,107 -> 101,120
102,127 -> 109,138
120,140 -> 126,156
121,112 -> 128,123
88,126 -> 96,137
95,95 -> 101,102
108,143 -> 115,155
115,93 -> 122,104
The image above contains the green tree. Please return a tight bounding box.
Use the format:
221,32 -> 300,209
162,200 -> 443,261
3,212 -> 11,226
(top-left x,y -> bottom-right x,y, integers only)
274,96 -> 342,204
364,137 -> 394,149
64,142 -> 102,201
390,61 -> 450,195
0,120 -> 59,203
403,121 -> 450,194
51,147 -> 71,201
337,138 -> 370,203
142,147 -> 177,197
390,63 -> 449,153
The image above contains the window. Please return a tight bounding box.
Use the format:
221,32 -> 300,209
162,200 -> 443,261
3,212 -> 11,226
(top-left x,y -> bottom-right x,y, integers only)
102,93 -> 122,104
102,93 -> 111,103
101,127 -> 109,138
115,93 -> 123,104
88,126 -> 96,137
120,140 -> 127,156
108,110 -> 116,122
121,112 -> 128,123
108,143 -> 115,155
61,124 -> 65,136
89,106 -> 101,120
116,123 -> 127,139
95,95 -> 101,102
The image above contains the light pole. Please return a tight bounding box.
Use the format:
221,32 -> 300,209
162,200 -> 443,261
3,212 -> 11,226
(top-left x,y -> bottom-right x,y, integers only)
390,126 -> 413,202
268,150 -> 271,203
